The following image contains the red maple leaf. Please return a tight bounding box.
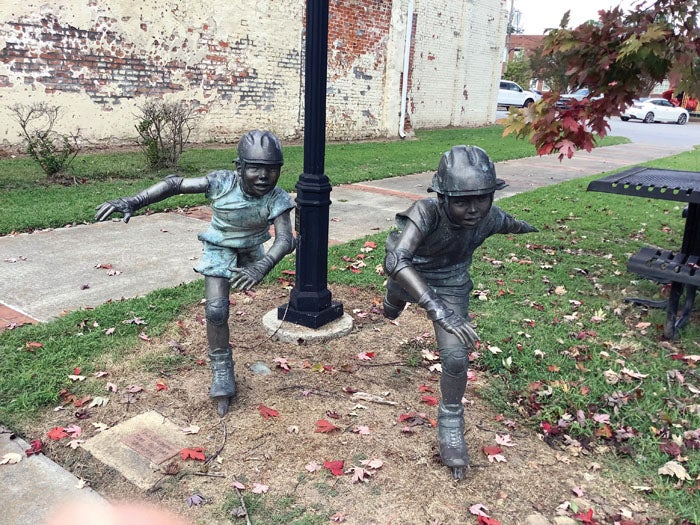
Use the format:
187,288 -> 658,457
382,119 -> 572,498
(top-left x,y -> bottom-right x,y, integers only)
574,508 -> 597,524
258,405 -> 279,419
315,419 -> 340,433
482,445 -> 503,457
478,516 -> 502,525
180,447 -> 206,461
156,379 -> 168,391
47,427 -> 68,440
324,460 -> 345,476
419,385 -> 434,393
420,395 -> 439,406
25,439 -> 43,456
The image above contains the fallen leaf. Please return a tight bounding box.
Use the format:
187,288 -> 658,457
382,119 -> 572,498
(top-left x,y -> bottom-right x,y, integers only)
186,493 -> 205,507
353,425 -> 371,435
315,419 -> 340,433
658,460 -> 691,481
252,483 -> 269,494
181,425 -> 200,435
495,434 -> 516,447
306,461 -> 323,473
349,466 -> 372,483
105,383 -> 118,393
64,425 -> 82,438
89,396 -> 109,408
47,427 -> 68,440
25,439 -> 43,456
180,447 -> 206,461
574,508 -> 597,524
482,445 -> 503,456
258,405 -> 280,419
361,458 -> 384,469
357,351 -> 375,360
156,379 -> 168,391
324,460 -> 345,476
469,503 -> 490,517
274,357 -> 291,372
92,422 -> 109,432
66,439 -> 85,449
0,452 -> 22,465
231,480 -> 246,490
330,512 -> 347,522
420,395 -> 439,406
67,374 -> 86,382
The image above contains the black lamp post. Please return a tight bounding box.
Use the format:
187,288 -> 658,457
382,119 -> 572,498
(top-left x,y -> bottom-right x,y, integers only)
277,0 -> 344,328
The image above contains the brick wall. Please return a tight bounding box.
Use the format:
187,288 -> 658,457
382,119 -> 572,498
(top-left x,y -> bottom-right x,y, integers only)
0,1 -> 506,149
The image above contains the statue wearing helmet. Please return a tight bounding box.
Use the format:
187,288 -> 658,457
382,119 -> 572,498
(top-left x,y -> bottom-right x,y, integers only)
95,130 -> 296,416
383,145 -> 537,479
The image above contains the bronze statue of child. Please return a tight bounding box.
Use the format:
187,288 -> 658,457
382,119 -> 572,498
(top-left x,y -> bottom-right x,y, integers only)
383,145 -> 537,479
95,130 -> 296,416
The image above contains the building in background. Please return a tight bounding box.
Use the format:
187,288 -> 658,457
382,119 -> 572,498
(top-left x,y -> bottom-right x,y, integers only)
0,0 -> 508,150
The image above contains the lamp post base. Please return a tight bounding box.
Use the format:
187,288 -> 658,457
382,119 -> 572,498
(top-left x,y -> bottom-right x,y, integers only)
277,301 -> 344,329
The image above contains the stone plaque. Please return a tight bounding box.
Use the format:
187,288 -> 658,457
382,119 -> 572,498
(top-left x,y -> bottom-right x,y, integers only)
122,428 -> 180,465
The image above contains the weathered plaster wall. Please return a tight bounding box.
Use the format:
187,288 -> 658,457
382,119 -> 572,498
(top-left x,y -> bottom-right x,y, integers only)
0,1 -> 506,149
407,0 -> 507,129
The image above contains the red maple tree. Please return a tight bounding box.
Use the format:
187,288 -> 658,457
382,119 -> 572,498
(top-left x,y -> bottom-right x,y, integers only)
504,1 -> 700,159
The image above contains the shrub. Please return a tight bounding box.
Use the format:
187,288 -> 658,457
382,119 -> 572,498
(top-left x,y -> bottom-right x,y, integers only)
8,103 -> 81,180
135,100 -> 197,169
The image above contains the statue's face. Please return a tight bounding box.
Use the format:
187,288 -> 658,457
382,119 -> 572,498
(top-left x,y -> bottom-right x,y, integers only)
445,194 -> 492,228
240,163 -> 281,197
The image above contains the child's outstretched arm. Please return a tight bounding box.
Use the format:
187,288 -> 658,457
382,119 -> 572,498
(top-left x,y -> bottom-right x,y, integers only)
229,210 -> 296,290
385,220 -> 479,348
95,175 -> 208,223
499,213 -> 538,234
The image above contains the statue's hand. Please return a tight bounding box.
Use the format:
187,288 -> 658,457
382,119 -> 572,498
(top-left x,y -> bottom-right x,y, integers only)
436,314 -> 480,348
519,221 -> 538,233
229,265 -> 265,291
95,198 -> 137,223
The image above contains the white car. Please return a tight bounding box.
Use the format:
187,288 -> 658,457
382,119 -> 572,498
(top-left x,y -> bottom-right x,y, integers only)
621,98 -> 689,124
498,80 -> 541,109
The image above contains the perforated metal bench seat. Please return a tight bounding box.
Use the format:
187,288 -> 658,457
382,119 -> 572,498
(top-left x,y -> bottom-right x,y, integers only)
627,246 -> 700,287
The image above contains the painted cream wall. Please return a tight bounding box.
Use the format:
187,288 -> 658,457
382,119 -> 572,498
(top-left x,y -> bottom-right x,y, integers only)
408,0 -> 507,130
0,1 -> 506,150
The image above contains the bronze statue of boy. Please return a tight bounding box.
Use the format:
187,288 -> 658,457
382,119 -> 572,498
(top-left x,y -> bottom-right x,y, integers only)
383,145 -> 537,479
95,130 -> 296,416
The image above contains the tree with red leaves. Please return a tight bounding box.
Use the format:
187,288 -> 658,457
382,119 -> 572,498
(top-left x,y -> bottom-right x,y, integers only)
503,0 -> 700,159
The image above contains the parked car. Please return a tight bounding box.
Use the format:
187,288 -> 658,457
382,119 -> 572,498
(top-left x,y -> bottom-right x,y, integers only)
498,80 -> 541,109
621,98 -> 689,124
555,87 -> 601,109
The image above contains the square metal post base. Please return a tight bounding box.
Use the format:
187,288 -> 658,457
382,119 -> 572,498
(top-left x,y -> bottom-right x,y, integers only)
277,301 -> 344,329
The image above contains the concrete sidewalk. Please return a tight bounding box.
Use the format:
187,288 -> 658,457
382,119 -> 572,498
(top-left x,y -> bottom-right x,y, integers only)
0,140 -> 692,524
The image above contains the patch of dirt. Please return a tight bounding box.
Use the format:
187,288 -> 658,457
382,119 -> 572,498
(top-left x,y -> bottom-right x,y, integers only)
23,285 -> 675,524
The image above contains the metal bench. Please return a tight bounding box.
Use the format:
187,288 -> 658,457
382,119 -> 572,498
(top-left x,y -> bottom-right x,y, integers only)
627,247 -> 700,287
